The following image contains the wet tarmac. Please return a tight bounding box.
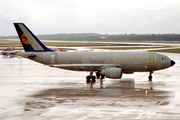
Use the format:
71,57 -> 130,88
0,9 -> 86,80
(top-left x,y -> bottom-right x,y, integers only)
0,53 -> 180,120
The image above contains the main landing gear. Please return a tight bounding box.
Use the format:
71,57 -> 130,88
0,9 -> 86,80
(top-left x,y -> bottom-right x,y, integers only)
148,71 -> 153,81
86,70 -> 105,88
86,70 -> 96,83
96,72 -> 105,88
86,76 -> 96,83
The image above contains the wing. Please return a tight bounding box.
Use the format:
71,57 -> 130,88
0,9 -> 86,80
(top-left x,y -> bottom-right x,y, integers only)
49,64 -> 123,71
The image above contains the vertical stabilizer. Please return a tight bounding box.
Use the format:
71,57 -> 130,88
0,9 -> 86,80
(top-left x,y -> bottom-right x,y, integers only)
14,23 -> 53,52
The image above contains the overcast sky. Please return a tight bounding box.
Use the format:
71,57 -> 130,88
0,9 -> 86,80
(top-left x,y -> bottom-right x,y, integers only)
1,0 -> 180,36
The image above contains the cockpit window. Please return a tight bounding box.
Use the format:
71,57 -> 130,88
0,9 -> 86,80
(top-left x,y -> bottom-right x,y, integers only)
162,57 -> 169,60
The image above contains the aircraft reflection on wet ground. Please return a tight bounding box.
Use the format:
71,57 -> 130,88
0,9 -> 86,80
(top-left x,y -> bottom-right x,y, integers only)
30,78 -> 172,102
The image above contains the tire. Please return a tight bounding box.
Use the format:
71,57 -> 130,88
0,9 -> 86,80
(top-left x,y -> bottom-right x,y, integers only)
148,76 -> 152,81
92,76 -> 96,83
86,76 -> 91,83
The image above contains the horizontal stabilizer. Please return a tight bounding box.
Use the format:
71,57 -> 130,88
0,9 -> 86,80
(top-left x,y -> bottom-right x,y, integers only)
17,52 -> 36,58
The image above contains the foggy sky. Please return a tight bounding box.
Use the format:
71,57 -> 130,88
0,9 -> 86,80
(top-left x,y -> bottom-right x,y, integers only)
1,0 -> 180,36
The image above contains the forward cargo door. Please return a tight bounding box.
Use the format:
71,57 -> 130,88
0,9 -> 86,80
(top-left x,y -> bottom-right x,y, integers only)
149,55 -> 155,64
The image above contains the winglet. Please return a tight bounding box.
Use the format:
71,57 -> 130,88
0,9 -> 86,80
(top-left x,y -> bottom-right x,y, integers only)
14,23 -> 53,52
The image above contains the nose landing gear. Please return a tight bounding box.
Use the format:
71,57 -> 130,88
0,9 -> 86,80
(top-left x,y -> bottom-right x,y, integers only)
148,71 -> 153,81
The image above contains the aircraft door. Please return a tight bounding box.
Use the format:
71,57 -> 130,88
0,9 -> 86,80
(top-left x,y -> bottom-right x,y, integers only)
147,54 -> 156,70
50,53 -> 56,63
149,55 -> 155,63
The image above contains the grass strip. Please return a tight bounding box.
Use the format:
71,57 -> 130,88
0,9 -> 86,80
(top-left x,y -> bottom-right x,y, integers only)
148,48 -> 180,53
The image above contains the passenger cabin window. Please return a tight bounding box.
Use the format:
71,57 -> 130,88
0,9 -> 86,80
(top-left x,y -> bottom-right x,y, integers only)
162,57 -> 169,60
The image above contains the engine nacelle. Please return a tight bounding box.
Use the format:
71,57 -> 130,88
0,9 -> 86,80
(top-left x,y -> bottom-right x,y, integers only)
100,68 -> 122,79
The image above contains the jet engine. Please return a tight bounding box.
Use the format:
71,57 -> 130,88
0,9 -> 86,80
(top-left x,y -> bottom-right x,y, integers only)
100,68 -> 122,79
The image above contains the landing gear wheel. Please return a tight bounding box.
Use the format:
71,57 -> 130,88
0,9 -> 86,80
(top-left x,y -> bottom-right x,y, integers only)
96,72 -> 100,79
86,79 -> 91,83
92,76 -> 96,83
101,75 -> 105,79
100,75 -> 104,89
86,76 -> 96,83
148,76 -> 152,81
148,71 -> 153,81
86,76 -> 91,83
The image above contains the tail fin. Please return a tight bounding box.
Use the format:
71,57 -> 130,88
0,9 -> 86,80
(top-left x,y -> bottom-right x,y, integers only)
14,23 -> 53,52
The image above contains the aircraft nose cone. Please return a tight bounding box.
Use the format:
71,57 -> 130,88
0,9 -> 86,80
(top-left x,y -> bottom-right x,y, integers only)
171,60 -> 175,66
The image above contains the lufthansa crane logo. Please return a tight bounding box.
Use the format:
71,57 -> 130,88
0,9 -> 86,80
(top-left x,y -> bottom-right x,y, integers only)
21,33 -> 30,45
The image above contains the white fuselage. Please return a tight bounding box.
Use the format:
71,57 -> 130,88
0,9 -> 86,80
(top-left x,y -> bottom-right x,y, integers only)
21,51 -> 171,72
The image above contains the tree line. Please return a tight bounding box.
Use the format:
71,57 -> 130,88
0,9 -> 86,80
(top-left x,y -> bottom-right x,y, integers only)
1,33 -> 180,41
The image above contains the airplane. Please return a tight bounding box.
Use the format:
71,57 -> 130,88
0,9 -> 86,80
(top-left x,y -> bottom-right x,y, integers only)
13,23 -> 175,83
0,47 -> 21,55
